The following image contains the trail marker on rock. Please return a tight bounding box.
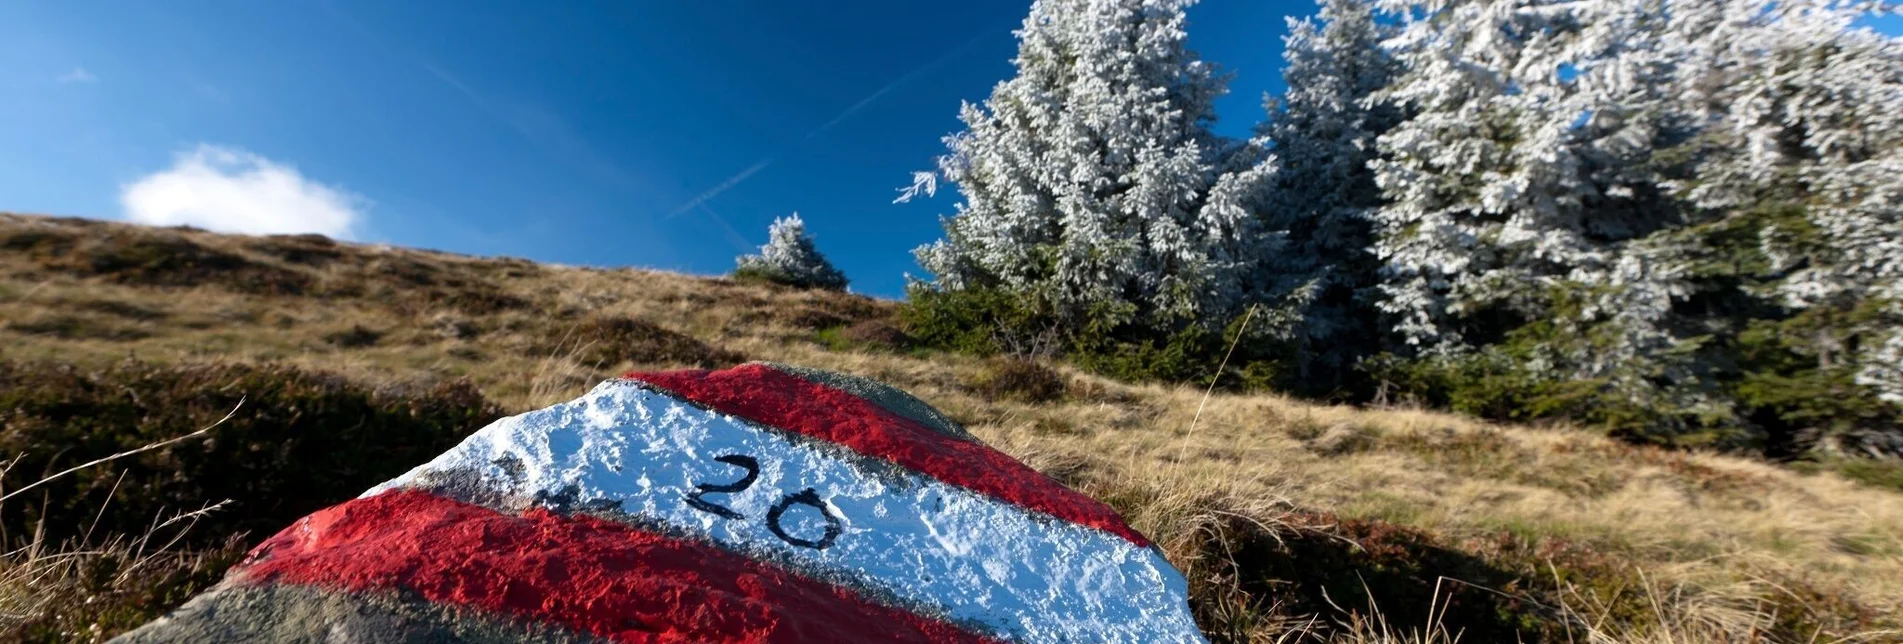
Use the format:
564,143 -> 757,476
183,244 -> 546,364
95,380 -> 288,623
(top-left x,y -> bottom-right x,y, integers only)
119,362 -> 1206,643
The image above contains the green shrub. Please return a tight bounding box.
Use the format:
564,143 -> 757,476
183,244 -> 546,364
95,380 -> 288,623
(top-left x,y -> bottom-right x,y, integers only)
902,285 -> 1293,389
1063,324 -> 1216,385
1731,305 -> 1901,457
1793,457 -> 1903,493
815,319 -> 912,353
0,359 -> 503,548
1832,459 -> 1903,492
898,285 -> 1045,356
730,264 -> 793,288
1357,347 -> 1744,449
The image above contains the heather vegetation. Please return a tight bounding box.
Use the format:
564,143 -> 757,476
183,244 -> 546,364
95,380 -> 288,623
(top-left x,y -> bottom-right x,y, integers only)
896,0 -> 1903,465
2,213 -> 1898,642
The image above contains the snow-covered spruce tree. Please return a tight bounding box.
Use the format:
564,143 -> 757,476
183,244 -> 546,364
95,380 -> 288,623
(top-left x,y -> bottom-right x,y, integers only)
1258,0 -> 1401,386
1363,0 -> 1734,431
734,213 -> 849,291
907,0 -> 1282,358
1365,0 -> 1903,445
1652,0 -> 1903,453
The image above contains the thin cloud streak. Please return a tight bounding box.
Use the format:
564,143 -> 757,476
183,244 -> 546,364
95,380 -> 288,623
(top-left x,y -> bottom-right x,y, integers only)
805,26 -> 1001,141
420,62 -> 649,195
667,158 -> 775,219
57,67 -> 97,84
698,202 -> 757,254
666,22 -> 1008,220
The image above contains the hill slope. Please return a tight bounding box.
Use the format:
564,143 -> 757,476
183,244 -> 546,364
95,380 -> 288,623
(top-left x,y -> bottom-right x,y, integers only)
1,213 -> 1899,642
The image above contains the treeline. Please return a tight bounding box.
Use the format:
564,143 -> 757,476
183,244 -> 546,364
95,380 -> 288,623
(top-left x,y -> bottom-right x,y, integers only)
894,0 -> 1903,457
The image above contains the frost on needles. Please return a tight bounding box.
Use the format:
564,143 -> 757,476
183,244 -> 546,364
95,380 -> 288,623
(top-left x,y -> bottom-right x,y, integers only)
909,0 -> 1283,338
900,0 -> 1903,451
734,213 -> 849,292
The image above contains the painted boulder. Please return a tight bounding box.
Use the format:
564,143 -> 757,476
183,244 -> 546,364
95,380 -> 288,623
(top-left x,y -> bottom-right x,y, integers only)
118,362 -> 1205,643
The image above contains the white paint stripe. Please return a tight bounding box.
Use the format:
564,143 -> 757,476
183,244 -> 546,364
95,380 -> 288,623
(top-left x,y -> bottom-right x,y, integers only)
368,381 -> 1206,644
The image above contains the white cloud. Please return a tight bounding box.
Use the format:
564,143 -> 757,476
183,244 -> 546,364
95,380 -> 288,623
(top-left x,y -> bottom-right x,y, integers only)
120,145 -> 366,239
57,67 -> 96,84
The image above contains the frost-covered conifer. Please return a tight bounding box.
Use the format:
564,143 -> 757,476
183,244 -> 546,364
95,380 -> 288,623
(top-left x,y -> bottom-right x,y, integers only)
1367,0 -> 1903,432
734,213 -> 849,291
911,0 -> 1275,337
1657,0 -> 1903,409
1259,0 -> 1400,380
1367,0 -> 1610,351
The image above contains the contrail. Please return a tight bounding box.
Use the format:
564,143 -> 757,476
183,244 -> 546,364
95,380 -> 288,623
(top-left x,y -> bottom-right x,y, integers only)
697,202 -> 757,254
666,159 -> 775,219
666,23 -> 1008,219
805,25 -> 1002,142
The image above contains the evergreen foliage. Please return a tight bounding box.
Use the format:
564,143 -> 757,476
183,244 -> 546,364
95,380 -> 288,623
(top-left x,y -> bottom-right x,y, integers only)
1258,0 -> 1402,389
902,0 -> 1903,454
1353,0 -> 1903,451
734,213 -> 849,291
908,0 -> 1284,346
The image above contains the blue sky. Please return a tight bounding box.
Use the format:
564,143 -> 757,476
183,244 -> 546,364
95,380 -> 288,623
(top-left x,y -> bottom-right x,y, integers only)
0,0 -> 1297,298
6,3 -> 1893,299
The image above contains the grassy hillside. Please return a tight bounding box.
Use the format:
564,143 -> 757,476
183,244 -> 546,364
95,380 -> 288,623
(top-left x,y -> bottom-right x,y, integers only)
1,213 -> 1898,643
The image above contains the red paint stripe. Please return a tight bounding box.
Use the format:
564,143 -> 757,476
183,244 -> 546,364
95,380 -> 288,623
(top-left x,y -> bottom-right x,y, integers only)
626,364 -> 1149,546
237,490 -> 1000,644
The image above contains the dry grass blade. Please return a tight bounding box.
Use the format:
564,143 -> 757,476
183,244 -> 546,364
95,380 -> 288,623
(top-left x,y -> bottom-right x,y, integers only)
1178,303 -> 1257,465
0,398 -> 243,506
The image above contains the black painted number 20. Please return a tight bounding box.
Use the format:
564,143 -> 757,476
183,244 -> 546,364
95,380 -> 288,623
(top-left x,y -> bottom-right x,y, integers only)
685,454 -> 843,550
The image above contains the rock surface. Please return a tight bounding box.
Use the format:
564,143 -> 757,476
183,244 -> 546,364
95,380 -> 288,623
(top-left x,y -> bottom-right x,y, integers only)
117,362 -> 1206,643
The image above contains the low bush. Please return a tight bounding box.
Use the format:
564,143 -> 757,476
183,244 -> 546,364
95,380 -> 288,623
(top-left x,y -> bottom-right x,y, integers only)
44,234 -> 313,297
1181,508 -> 1678,643
0,359 -> 503,548
815,319 -> 913,353
1358,350 -> 1744,447
531,315 -> 743,370
1793,457 -> 1903,493
779,307 -> 848,331
902,286 -> 1288,389
7,314 -> 151,342
965,358 -> 1067,404
837,319 -> 911,351
71,299 -> 168,322
424,282 -> 530,315
0,227 -> 79,259
321,324 -> 382,348
898,286 -> 1041,357
729,264 -> 796,288
246,234 -> 343,267
353,255 -> 530,315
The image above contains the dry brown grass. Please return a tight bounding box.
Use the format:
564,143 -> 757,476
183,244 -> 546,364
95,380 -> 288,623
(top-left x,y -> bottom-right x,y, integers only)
3,213 -> 1900,642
